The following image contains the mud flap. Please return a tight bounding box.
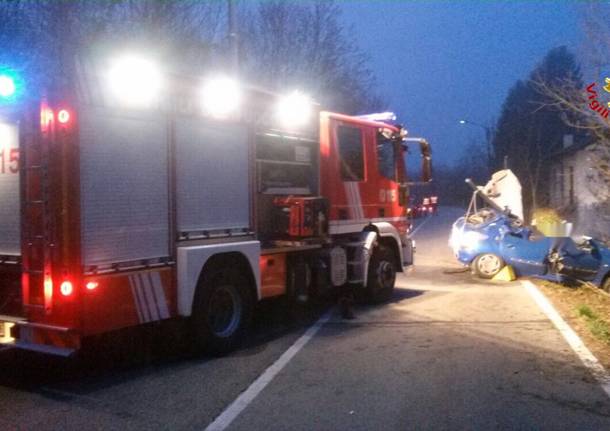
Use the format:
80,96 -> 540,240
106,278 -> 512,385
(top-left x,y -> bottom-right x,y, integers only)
402,237 -> 415,266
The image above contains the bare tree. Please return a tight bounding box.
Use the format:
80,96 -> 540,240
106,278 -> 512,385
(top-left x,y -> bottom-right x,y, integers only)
0,0 -> 225,90
1,1 -> 380,113
529,4 -> 610,240
531,4 -> 610,202
239,1 -> 382,113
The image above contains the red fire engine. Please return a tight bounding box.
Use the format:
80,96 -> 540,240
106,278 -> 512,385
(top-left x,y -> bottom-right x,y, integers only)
0,56 -> 431,355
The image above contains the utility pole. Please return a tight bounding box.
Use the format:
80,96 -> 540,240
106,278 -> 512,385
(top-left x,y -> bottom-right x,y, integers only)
228,0 -> 239,76
459,119 -> 493,174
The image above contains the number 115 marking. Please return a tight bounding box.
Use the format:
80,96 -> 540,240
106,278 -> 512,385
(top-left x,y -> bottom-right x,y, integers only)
0,149 -> 19,174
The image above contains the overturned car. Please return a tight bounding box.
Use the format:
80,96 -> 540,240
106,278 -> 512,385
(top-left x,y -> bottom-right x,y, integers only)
450,170 -> 610,291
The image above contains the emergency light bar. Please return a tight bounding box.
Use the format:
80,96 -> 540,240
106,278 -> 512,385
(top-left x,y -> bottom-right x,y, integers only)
356,112 -> 397,123
201,76 -> 241,118
276,91 -> 312,128
0,75 -> 15,98
108,56 -> 162,107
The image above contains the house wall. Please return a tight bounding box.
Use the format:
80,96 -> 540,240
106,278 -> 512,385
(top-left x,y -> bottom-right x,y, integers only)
550,147 -> 609,240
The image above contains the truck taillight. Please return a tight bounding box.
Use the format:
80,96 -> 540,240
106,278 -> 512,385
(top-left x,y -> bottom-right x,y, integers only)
86,281 -> 98,291
44,273 -> 53,312
57,109 -> 71,124
60,280 -> 73,296
40,107 -> 54,132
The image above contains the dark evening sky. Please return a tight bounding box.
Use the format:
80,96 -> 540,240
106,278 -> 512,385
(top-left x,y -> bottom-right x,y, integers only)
340,1 -> 582,166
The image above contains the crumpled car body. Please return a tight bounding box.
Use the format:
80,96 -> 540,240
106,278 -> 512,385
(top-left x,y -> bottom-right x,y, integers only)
450,209 -> 610,287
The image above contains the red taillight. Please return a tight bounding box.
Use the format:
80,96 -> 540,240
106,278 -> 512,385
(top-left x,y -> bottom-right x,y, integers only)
44,274 -> 53,309
60,280 -> 73,296
57,109 -> 70,124
40,107 -> 54,132
86,281 -> 98,291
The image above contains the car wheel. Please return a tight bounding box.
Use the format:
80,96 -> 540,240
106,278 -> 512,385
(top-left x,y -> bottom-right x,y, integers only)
365,245 -> 397,303
472,253 -> 504,279
191,266 -> 253,355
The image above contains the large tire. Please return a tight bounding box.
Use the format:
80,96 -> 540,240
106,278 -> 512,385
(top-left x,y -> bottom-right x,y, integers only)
472,253 -> 504,279
365,245 -> 397,303
191,266 -> 253,355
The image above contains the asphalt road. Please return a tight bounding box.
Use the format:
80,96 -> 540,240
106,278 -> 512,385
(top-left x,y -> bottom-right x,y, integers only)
1,207 -> 610,430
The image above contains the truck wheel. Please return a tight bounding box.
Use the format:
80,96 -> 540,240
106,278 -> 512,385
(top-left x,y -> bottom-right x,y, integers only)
472,253 -> 504,279
365,245 -> 396,303
191,266 -> 253,355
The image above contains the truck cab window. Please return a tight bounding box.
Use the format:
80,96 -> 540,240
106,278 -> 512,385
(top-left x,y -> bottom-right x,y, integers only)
377,133 -> 396,181
338,126 -> 364,181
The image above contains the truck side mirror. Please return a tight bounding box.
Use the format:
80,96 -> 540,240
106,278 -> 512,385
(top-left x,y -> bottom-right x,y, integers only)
419,140 -> 432,183
422,156 -> 432,183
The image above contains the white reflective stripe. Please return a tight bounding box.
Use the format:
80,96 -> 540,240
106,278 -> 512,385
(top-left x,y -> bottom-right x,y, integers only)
128,275 -> 144,323
129,275 -> 148,323
139,273 -> 160,321
343,182 -> 355,218
328,216 -> 408,235
149,272 -> 170,319
344,182 -> 364,220
133,273 -> 152,322
329,216 -> 406,226
145,272 -> 163,319
353,183 -> 364,219
132,274 -> 151,323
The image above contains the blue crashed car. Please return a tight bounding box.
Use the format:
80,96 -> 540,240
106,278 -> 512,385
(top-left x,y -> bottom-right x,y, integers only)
450,182 -> 610,291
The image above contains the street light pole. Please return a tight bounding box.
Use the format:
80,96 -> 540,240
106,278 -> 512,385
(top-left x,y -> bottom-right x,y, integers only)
459,119 -> 493,171
228,0 -> 239,76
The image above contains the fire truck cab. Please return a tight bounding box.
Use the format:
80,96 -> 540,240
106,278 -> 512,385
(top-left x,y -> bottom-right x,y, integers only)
0,56 -> 431,355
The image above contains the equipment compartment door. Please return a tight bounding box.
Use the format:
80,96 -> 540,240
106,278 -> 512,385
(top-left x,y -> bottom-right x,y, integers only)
79,107 -> 170,266
174,119 -> 251,235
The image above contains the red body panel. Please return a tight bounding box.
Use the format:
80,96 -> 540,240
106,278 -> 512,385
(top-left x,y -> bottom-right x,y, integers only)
319,112 -> 408,234
21,100 -> 82,329
82,268 -> 174,336
259,253 -> 287,298
19,101 -> 179,347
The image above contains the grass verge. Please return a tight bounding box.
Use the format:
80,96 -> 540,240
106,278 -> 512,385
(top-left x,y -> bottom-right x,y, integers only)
577,304 -> 610,345
537,279 -> 610,368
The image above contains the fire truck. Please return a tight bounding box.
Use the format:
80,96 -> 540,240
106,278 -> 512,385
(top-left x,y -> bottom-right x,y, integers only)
0,56 -> 431,356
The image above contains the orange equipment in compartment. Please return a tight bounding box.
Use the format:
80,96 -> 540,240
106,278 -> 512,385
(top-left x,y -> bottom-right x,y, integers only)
272,197 -> 328,239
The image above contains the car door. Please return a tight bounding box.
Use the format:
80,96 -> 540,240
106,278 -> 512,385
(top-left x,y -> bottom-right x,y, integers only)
500,230 -> 551,276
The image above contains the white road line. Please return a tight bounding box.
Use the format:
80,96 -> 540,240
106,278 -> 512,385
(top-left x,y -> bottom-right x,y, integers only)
205,309 -> 333,431
523,280 -> 610,398
409,214 -> 432,238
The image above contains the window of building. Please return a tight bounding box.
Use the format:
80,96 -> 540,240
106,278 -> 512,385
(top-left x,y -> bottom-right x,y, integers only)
338,126 -> 364,181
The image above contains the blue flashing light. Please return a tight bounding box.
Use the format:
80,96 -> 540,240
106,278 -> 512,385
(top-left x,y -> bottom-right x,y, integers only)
0,68 -> 24,104
0,75 -> 16,98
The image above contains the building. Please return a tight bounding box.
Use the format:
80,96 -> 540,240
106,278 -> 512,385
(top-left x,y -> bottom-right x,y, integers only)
549,134 -> 609,241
